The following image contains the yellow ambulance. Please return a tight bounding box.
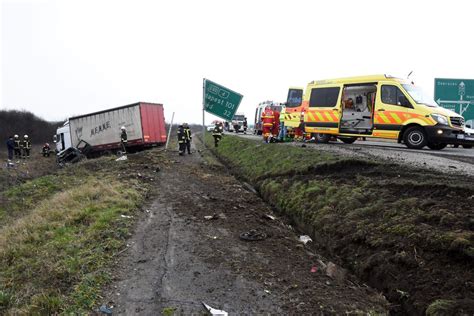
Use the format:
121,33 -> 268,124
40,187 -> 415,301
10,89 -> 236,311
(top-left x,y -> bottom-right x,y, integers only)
300,74 -> 473,149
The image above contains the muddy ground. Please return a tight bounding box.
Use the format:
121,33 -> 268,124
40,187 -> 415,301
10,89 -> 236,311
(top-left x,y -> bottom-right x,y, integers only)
214,135 -> 474,315
0,146 -> 57,190
102,140 -> 388,315
2,138 -> 471,315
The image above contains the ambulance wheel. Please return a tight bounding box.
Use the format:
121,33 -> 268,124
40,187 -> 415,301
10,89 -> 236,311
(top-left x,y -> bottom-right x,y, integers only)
314,133 -> 331,143
339,137 -> 357,144
427,142 -> 447,150
463,145 -> 473,149
403,126 -> 427,149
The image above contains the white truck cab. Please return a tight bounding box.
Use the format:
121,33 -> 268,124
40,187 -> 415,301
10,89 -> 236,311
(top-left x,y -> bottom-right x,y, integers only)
53,121 -> 71,153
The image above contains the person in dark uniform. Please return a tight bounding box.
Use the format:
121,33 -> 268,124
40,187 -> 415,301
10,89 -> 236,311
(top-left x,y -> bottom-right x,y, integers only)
212,122 -> 223,147
120,126 -> 128,153
13,135 -> 21,159
42,143 -> 51,157
183,123 -> 192,154
22,135 -> 31,159
177,124 -> 186,155
243,118 -> 248,134
6,136 -> 15,160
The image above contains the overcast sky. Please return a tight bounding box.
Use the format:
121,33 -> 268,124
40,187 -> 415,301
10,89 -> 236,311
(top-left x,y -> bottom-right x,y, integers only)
2,0 -> 474,125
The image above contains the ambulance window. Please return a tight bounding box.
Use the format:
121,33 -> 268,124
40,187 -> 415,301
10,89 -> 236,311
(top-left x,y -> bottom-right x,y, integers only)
381,85 -> 410,107
309,87 -> 340,107
287,89 -> 303,107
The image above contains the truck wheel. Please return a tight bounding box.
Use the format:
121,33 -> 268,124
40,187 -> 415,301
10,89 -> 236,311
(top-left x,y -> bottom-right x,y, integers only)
315,133 -> 331,143
427,142 -> 447,150
403,126 -> 427,149
462,145 -> 473,149
339,137 -> 357,144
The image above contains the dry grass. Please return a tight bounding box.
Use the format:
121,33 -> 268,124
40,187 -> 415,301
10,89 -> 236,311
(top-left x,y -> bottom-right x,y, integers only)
0,159 -> 146,314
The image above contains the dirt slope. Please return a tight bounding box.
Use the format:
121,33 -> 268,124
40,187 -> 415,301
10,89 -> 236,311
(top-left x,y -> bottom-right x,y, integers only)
103,142 -> 388,315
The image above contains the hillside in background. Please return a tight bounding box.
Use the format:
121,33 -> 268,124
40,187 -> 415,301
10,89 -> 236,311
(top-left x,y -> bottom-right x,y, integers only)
0,110 -> 62,144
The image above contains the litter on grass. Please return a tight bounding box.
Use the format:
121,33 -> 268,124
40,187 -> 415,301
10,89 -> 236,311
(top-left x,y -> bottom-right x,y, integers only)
299,235 -> 312,244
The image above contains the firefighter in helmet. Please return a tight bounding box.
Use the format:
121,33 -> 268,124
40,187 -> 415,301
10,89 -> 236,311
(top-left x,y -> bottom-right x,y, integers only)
212,122 -> 223,147
183,123 -> 192,154
42,143 -> 51,157
22,135 -> 31,158
261,106 -> 275,143
120,126 -> 128,153
177,124 -> 186,155
13,135 -> 21,159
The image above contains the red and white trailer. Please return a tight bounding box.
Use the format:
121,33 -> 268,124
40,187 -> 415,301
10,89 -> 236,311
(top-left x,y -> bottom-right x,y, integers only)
55,102 -> 167,157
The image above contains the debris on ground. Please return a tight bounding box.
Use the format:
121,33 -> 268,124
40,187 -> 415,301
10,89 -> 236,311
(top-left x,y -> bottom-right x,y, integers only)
325,262 -> 347,282
239,229 -> 267,241
115,155 -> 128,161
204,214 -> 218,220
99,304 -> 113,314
202,302 -> 228,316
298,235 -> 312,244
242,182 -> 257,194
262,214 -> 276,220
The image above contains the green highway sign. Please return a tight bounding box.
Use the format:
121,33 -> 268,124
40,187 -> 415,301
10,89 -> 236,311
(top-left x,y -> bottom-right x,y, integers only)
434,78 -> 474,127
203,79 -> 243,121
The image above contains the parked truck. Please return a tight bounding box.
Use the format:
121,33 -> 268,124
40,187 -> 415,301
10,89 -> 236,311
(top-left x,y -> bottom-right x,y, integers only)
226,112 -> 247,133
54,102 -> 167,163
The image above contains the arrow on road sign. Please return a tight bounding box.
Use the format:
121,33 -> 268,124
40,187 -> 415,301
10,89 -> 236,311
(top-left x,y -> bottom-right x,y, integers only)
436,99 -> 472,116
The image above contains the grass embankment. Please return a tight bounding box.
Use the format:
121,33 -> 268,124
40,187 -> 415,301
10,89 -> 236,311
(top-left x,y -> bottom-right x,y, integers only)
207,134 -> 474,315
0,151 -> 161,314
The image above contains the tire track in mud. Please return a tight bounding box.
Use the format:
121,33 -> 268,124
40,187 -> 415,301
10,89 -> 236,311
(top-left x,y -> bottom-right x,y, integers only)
104,151 -> 288,315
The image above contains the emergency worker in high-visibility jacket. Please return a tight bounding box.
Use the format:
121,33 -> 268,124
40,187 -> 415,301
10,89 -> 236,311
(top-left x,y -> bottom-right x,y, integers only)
120,126 -> 128,154
212,123 -> 223,147
272,110 -> 280,140
183,123 -> 192,154
13,135 -> 21,159
22,135 -> 31,158
177,125 -> 186,156
261,106 -> 274,142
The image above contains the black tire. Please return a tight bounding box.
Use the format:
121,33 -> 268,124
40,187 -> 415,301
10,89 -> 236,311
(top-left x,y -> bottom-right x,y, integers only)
453,144 -> 459,148
339,137 -> 357,144
403,126 -> 427,149
462,145 -> 473,149
315,133 -> 331,143
427,143 -> 447,150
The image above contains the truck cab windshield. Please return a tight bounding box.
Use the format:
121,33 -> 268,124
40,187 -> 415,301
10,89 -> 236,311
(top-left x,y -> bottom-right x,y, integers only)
233,115 -> 245,121
402,84 -> 438,108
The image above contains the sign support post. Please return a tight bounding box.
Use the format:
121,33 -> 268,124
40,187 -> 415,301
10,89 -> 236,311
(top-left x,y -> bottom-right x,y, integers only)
165,111 -> 175,150
202,78 -> 206,145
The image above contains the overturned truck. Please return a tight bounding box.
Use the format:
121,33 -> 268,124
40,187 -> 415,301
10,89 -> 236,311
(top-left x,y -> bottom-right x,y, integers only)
54,102 -> 167,164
